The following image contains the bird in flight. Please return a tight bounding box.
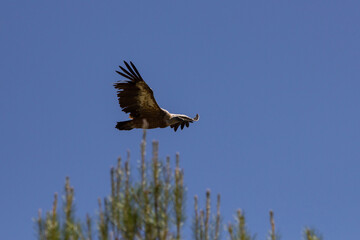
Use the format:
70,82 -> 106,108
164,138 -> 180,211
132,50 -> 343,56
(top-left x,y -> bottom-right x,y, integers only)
114,61 -> 199,131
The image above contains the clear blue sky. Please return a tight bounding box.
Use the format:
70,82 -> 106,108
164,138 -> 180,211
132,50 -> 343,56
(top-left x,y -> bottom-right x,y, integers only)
1,1 -> 359,239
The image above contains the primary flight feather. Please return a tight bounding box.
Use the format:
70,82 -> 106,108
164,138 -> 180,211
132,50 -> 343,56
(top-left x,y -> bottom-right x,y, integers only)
114,61 -> 199,131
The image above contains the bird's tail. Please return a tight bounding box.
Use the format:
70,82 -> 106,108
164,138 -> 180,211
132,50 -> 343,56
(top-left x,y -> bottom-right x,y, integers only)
115,120 -> 134,131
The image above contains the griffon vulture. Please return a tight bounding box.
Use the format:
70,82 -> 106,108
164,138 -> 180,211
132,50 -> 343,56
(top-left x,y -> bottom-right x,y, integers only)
114,61 -> 199,131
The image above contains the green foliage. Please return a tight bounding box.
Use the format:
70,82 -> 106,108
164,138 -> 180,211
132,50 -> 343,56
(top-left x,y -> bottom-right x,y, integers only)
266,211 -> 281,240
36,179 -> 87,240
304,228 -> 323,240
227,209 -> 254,240
96,130 -> 186,240
35,130 -> 323,240
192,191 -> 221,240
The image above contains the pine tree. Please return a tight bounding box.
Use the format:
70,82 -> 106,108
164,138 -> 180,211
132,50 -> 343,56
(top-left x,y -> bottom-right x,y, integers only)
35,129 -> 322,240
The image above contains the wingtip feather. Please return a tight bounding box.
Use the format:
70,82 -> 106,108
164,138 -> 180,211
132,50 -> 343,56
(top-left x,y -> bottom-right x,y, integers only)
130,61 -> 143,80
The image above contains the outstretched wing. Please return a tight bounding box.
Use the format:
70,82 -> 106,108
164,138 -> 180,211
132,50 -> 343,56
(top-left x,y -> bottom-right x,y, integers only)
170,114 -> 199,132
114,61 -> 163,119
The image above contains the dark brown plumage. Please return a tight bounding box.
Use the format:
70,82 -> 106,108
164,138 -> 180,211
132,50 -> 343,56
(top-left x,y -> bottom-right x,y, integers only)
114,61 -> 199,131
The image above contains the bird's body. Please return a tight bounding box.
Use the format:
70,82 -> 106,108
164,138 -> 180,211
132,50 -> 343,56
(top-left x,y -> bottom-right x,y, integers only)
114,61 -> 199,131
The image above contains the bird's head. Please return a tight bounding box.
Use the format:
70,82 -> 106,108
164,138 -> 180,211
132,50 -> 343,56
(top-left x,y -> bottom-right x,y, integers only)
168,113 -> 199,125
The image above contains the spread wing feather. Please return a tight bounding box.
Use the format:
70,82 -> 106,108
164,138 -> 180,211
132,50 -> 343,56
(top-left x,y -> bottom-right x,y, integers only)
114,61 -> 162,118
